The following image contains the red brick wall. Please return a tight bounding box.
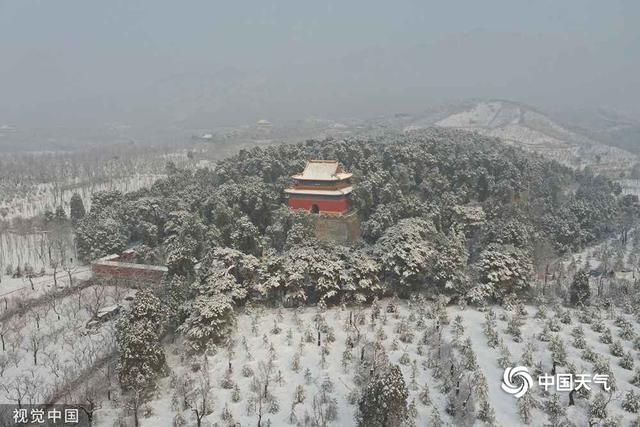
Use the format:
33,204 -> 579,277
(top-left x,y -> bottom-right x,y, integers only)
288,197 -> 351,214
92,263 -> 166,283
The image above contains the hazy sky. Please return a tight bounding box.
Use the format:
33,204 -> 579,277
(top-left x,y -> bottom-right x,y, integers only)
1,0 -> 638,128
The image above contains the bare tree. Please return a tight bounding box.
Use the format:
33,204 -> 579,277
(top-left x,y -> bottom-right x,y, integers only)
21,370 -> 43,406
47,292 -> 62,321
27,332 -> 45,366
100,360 -> 116,401
83,286 -> 107,318
41,350 -> 63,379
2,376 -> 29,408
0,352 -> 8,377
184,357 -> 213,427
251,359 -> 275,427
0,320 -> 8,352
63,257 -> 77,287
75,381 -> 100,424
125,386 -> 144,427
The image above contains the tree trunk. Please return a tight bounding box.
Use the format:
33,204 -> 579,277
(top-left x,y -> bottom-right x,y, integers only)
544,264 -> 549,295
133,400 -> 140,427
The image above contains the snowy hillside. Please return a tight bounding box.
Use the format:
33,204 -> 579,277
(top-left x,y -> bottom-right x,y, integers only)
406,100 -> 639,175
95,297 -> 640,427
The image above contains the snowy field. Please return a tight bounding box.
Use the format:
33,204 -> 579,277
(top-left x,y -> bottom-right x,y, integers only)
0,266 -> 92,312
435,101 -> 503,128
1,283 -> 133,406
87,296 -> 640,427
0,173 -> 163,221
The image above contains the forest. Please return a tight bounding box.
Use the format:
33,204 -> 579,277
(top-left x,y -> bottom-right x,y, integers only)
75,128 -> 637,333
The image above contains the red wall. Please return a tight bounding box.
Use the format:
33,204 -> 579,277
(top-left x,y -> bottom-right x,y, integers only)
288,197 -> 351,214
92,263 -> 166,283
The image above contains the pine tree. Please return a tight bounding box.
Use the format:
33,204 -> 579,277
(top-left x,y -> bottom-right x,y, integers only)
610,340 -> 624,357
116,290 -> 166,391
418,384 -> 431,405
546,394 -> 566,425
518,392 -> 535,424
589,393 -> 611,420
621,351 -> 635,370
631,368 -> 640,387
357,364 -> 409,427
623,390 -> 640,413
54,205 -> 67,221
179,292 -> 235,352
69,193 -> 85,225
570,270 -> 591,306
478,399 -> 496,424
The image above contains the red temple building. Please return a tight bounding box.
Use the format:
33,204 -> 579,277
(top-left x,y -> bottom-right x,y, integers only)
285,160 -> 353,215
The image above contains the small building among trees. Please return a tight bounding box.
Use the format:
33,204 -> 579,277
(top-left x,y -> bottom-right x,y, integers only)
285,160 -> 360,243
285,160 -> 354,215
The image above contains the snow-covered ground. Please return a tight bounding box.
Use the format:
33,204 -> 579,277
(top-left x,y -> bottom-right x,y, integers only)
0,173 -> 163,221
435,101 -> 503,128
0,283 -> 133,406
0,266 -> 92,304
95,296 -> 640,427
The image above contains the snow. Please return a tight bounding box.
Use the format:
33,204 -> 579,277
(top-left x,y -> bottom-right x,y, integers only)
113,297 -> 640,427
0,282 -> 134,406
620,179 -> 640,198
0,174 -> 163,221
435,102 -> 502,128
0,266 -> 92,301
432,100 -> 639,174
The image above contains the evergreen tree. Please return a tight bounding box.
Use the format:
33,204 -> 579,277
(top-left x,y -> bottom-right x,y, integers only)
75,213 -> 127,260
179,292 -> 235,352
357,364 -> 409,427
546,394 -> 566,425
69,192 -> 86,225
54,205 -> 67,221
518,392 -> 535,424
475,244 -> 533,300
116,290 -> 166,391
623,390 -> 640,413
570,270 -> 591,306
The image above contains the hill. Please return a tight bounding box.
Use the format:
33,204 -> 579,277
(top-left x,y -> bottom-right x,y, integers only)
401,100 -> 638,178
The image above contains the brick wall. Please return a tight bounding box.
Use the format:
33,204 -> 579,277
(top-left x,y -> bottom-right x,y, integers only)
313,211 -> 361,243
91,254 -> 167,284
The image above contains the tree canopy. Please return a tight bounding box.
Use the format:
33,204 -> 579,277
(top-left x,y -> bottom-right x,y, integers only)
77,128 -> 632,309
